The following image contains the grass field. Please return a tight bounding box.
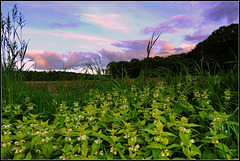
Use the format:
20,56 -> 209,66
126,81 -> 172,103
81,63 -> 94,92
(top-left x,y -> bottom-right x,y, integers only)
1,16 -> 239,159
2,71 -> 239,159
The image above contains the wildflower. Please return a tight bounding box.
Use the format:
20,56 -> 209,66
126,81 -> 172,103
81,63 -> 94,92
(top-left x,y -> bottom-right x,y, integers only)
73,108 -> 80,112
78,115 -> 84,120
73,102 -> 79,106
188,139 -> 194,147
153,93 -> 159,98
99,150 -> 104,156
129,146 -> 134,152
14,105 -> 21,110
14,110 -> 20,115
134,144 -> 140,152
65,117 -> 70,122
87,116 -> 95,121
2,143 -> 7,148
124,132 -> 130,139
53,145 -> 58,151
65,137 -> 72,142
131,136 -> 137,143
212,138 -> 219,144
225,96 -> 230,101
107,93 -> 112,101
160,149 -> 169,157
2,124 -> 12,130
94,139 -> 102,144
77,134 -> 89,141
179,127 -> 191,134
131,85 -> 136,92
213,116 -> 222,122
110,146 -> 117,155
60,156 -> 66,160
45,137 -> 51,143
154,136 -> 161,142
165,97 -> 170,102
27,106 -> 34,110
53,99 -> 57,106
14,141 -> 19,145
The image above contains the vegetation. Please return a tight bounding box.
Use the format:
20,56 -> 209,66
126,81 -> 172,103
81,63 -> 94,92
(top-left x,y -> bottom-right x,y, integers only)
1,4 -> 239,160
106,23 -> 238,78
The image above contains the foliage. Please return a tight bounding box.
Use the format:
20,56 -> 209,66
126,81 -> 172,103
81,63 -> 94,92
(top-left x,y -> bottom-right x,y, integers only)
1,4 -> 31,104
106,23 -> 238,78
1,75 -> 239,159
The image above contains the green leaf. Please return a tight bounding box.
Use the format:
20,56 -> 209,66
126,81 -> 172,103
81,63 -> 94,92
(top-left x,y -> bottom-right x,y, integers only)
107,135 -> 126,159
1,147 -> 8,159
41,143 -> 53,159
202,150 -> 217,159
146,142 -> 164,149
117,129 -> 125,134
91,143 -> 100,155
167,144 -> 182,149
182,146 -> 189,157
179,132 -> 190,146
88,155 -> 98,159
81,140 -> 88,156
144,129 -> 157,135
13,153 -> 25,159
31,136 -> 41,149
161,132 -> 177,137
215,143 -> 232,155
59,116 -> 65,127
216,134 -> 227,139
61,143 -> 70,153
185,123 -> 201,127
25,151 -> 32,159
152,149 -> 160,159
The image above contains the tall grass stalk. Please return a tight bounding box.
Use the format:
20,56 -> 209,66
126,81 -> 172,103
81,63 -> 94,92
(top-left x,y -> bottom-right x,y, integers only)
1,4 -> 31,104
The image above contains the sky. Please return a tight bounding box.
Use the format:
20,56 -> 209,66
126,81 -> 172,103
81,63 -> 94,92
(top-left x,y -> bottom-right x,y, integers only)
1,1 -> 239,74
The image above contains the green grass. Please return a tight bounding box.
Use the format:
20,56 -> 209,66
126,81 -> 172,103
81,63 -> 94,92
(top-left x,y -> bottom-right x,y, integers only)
1,69 -> 239,159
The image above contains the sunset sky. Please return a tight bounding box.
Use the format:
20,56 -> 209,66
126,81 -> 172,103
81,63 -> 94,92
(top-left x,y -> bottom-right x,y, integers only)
1,1 -> 239,73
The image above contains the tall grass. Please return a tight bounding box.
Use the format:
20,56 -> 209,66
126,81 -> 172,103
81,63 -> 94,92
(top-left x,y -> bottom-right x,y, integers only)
1,4 -> 31,104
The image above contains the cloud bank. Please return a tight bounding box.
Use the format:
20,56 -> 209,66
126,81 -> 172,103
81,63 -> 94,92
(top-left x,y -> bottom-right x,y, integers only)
25,39 -> 195,71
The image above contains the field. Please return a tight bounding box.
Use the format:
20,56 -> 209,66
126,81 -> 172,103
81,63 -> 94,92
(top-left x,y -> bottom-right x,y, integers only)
2,72 -> 239,159
1,12 -> 239,159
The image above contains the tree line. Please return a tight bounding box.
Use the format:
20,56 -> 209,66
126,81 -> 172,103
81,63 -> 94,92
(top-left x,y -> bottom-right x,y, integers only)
106,23 -> 238,78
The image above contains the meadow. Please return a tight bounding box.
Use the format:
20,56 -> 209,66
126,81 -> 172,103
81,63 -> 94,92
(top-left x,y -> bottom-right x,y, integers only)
1,6 -> 239,159
2,67 -> 239,159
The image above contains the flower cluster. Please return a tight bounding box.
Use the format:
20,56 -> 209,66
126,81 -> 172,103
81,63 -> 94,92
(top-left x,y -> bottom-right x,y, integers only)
129,144 -> 140,152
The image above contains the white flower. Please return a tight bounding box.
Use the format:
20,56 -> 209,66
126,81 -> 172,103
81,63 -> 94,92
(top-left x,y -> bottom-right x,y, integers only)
129,145 -> 134,152
65,137 -> 72,142
2,143 -> 7,147
131,136 -> 137,143
99,151 -> 103,156
28,106 -> 34,110
133,144 -> 140,152
94,139 -> 102,144
73,102 -> 79,106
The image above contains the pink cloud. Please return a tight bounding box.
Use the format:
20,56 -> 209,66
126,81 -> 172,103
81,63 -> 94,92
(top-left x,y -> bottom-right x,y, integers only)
82,13 -> 129,31
24,40 -> 196,71
25,50 -> 99,70
25,29 -> 113,42
25,50 -> 65,70
184,33 -> 208,43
